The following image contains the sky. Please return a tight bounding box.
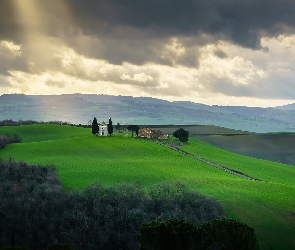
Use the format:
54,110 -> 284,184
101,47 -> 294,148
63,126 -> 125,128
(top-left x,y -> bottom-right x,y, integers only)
1,0 -> 295,107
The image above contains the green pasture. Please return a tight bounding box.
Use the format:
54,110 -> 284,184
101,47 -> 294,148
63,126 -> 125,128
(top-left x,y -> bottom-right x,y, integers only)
0,124 -> 295,249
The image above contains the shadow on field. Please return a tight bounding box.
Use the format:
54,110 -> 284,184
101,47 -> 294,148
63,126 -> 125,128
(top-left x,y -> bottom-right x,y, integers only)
195,134 -> 295,166
152,125 -> 295,166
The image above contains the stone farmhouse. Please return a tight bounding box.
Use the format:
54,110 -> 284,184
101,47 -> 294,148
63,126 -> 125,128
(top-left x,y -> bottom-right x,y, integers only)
138,127 -> 169,139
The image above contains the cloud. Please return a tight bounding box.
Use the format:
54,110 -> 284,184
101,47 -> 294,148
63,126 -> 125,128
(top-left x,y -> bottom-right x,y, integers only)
68,0 -> 295,48
45,80 -> 66,88
0,75 -> 10,88
120,73 -> 153,83
0,1 -> 295,107
0,40 -> 31,76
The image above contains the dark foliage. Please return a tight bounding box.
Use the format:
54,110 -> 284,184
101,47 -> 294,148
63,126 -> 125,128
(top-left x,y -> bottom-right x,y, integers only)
127,125 -> 139,137
47,243 -> 72,250
91,117 -> 98,135
0,160 -> 223,249
107,118 -> 113,136
115,123 -> 121,130
198,218 -> 256,250
173,128 -> 189,142
0,134 -> 22,149
0,120 -> 70,127
0,246 -> 25,250
139,218 -> 256,250
139,218 -> 199,250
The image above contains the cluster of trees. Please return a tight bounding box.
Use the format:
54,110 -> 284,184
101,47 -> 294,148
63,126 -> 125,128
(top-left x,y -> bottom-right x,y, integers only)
0,159 -> 224,249
0,134 -> 22,149
91,117 -> 114,136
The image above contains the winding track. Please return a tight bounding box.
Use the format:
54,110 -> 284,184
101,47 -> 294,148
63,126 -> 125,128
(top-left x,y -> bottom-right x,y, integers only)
157,142 -> 262,181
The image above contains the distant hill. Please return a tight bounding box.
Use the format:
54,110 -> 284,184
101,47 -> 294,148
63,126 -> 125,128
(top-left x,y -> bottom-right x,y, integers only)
273,103 -> 295,111
1,94 -> 295,133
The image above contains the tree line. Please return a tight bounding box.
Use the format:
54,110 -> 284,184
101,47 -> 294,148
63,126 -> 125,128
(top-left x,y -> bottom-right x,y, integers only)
0,120 -> 71,127
0,159 -> 225,249
0,134 -> 22,149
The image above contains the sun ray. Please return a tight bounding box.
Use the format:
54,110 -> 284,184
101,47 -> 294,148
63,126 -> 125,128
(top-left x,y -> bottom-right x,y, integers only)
12,0 -> 43,36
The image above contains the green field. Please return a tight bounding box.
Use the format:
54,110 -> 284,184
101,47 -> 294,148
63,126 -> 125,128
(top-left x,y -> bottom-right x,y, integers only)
1,124 -> 295,249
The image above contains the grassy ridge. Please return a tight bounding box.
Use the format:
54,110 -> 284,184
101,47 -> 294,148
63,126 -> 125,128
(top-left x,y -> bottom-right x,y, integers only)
0,124 -> 295,249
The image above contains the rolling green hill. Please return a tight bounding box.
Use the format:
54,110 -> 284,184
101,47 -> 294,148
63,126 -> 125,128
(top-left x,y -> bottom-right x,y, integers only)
0,124 -> 295,249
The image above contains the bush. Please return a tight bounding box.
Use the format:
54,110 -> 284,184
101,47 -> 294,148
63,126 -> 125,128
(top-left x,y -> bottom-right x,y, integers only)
0,247 -> 25,250
47,243 -> 72,250
139,218 -> 199,250
0,134 -> 22,149
140,218 -> 256,250
198,218 -> 256,250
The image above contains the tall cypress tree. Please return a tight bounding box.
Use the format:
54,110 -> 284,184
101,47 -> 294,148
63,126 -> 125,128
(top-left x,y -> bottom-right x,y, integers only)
108,118 -> 113,136
92,117 -> 99,135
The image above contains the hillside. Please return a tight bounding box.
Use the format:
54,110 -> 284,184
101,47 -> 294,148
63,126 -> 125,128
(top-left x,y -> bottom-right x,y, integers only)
1,94 -> 295,132
0,124 -> 295,249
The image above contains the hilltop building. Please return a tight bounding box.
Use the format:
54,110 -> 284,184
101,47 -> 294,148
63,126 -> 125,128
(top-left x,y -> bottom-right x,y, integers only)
98,121 -> 108,136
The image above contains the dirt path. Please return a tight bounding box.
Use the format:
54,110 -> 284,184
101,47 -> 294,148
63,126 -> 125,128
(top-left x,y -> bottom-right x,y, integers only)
158,142 -> 262,181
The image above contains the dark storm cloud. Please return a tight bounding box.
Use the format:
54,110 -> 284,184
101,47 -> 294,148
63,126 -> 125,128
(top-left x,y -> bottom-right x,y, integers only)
1,0 -> 295,49
69,0 -> 295,49
1,0 -> 295,68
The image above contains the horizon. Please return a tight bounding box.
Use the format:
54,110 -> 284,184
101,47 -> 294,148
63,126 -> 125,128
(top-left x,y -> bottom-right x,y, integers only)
0,93 -> 293,108
1,1 -> 295,107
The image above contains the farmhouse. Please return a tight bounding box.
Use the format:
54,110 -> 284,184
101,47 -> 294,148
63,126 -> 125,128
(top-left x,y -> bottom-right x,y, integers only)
98,121 -> 108,136
138,127 -> 169,139
138,127 -> 154,138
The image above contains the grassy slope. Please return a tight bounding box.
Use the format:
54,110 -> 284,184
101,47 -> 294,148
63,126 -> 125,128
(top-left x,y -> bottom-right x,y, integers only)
0,124 -> 295,249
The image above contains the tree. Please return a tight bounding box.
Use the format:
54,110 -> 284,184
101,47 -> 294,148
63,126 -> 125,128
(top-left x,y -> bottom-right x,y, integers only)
115,123 -> 121,130
173,128 -> 189,142
139,218 -> 199,250
91,117 -> 99,135
197,218 -> 257,250
127,125 -> 139,137
108,118 -> 113,136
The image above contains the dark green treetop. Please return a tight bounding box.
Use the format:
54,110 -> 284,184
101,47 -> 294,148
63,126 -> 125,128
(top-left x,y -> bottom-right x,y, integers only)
108,118 -> 113,136
91,117 -> 99,135
127,125 -> 139,137
173,128 -> 189,142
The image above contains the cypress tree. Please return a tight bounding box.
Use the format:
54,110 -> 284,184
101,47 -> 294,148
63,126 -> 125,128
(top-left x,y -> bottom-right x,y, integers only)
91,117 -> 99,135
108,118 -> 113,136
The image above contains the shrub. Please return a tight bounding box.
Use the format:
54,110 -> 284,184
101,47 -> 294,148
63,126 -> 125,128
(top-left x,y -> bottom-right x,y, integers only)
139,218 -> 199,250
0,134 -> 22,149
47,243 -> 72,250
140,218 -> 256,250
197,218 -> 256,250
